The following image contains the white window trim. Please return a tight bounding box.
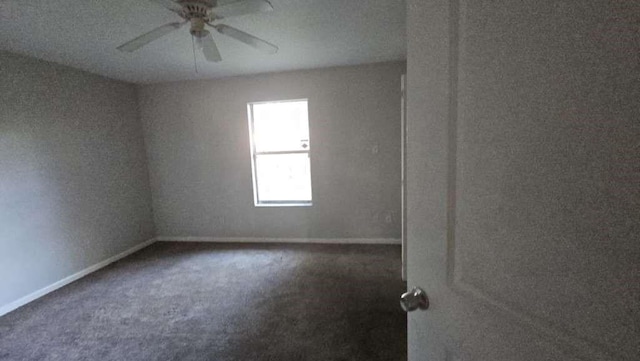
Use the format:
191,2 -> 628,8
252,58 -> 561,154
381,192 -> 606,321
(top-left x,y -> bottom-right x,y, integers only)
247,99 -> 313,207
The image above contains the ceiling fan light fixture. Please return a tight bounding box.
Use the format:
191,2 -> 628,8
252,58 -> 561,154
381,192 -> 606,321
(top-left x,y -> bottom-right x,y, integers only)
189,18 -> 210,38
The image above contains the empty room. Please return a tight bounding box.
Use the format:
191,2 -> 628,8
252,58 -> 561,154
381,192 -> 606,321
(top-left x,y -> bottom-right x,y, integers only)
1,1 -> 638,361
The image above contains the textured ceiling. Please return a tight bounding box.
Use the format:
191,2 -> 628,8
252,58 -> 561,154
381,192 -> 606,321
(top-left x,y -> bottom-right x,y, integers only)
0,0 -> 406,84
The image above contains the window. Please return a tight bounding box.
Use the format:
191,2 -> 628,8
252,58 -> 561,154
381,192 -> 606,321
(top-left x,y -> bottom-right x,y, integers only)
248,99 -> 312,206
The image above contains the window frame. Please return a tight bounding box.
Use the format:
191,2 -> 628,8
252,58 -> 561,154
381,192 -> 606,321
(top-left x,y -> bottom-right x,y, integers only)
247,99 -> 313,207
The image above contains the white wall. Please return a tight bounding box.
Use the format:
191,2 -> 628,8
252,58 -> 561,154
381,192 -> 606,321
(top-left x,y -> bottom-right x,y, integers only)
138,62 -> 405,239
0,51 -> 155,309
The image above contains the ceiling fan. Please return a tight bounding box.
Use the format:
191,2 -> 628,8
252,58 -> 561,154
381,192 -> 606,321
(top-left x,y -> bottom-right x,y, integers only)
117,0 -> 278,63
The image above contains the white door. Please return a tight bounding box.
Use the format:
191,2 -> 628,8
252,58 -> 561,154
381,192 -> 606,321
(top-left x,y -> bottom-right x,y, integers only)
405,1 -> 639,361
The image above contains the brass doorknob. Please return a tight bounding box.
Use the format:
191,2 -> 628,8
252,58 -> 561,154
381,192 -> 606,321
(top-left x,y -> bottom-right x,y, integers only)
400,287 -> 429,312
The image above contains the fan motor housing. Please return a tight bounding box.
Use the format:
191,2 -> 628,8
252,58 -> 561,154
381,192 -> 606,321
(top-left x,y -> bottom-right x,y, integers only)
178,0 -> 215,37
180,1 -> 214,21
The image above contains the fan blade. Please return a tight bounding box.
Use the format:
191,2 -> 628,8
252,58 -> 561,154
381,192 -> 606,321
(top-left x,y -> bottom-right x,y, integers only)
213,0 -> 273,19
197,34 -> 222,62
149,0 -> 182,12
117,22 -> 184,52
213,24 -> 278,54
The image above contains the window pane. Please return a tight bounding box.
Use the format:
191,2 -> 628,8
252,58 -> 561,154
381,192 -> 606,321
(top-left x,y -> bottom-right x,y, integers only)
255,153 -> 312,202
252,101 -> 310,152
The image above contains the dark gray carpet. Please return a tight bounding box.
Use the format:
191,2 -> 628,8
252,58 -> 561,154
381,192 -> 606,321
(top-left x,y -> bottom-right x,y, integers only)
0,242 -> 406,361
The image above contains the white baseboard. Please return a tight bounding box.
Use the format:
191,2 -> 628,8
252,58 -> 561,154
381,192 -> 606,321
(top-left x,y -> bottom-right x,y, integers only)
0,238 -> 156,318
155,236 -> 401,245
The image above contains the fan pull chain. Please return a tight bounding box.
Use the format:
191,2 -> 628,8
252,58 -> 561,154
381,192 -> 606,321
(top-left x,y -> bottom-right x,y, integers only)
191,35 -> 199,74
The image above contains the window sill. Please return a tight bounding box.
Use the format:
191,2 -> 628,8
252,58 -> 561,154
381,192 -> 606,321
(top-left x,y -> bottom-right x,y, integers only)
254,202 -> 313,208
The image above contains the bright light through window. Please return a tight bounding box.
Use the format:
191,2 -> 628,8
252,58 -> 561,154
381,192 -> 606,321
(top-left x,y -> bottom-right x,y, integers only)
248,100 -> 312,206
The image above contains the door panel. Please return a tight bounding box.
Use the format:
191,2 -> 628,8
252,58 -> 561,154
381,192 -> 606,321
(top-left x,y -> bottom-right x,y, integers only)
407,1 -> 639,360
